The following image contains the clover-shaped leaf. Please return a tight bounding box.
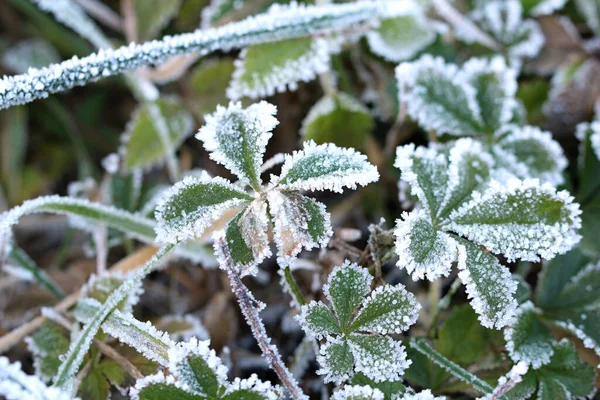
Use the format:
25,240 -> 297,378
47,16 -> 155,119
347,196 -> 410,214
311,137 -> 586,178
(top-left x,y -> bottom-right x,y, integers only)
297,262 -> 420,383
394,142 -> 580,328
155,102 -> 378,273
131,338 -> 279,400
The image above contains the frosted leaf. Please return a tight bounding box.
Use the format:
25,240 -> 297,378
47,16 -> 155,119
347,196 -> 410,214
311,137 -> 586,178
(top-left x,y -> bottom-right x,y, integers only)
347,334 -> 410,383
317,336 -> 355,384
479,362 -> 529,400
120,97 -> 194,172
493,125 -> 567,186
349,283 -> 421,334
267,190 -> 333,266
332,384 -> 384,400
196,101 -> 278,190
25,322 -> 70,383
221,200 -> 271,276
296,302 -> 341,340
227,37 -> 334,100
527,0 -> 568,16
447,179 -> 582,262
366,0 -> 436,62
277,141 -> 379,193
398,390 -> 445,400
1,39 -> 60,74
323,261 -> 372,330
457,240 -> 518,329
394,144 -> 448,217
504,301 -> 554,369
80,271 -> 143,315
471,0 -> 544,60
155,314 -> 209,342
154,175 -> 253,244
437,138 -> 493,219
0,1 -> 383,110
0,357 -> 75,400
131,373 -> 197,400
458,56 -> 517,134
395,55 -> 483,136
394,209 -> 458,281
223,375 -> 280,400
74,298 -> 176,366
575,0 -> 600,35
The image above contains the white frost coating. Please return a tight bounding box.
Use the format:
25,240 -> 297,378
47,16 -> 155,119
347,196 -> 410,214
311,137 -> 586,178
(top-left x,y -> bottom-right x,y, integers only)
101,153 -> 120,174
470,0 -> 544,60
332,384 -> 384,400
554,320 -> 600,359
277,141 -> 379,193
130,373 -> 189,400
352,283 -> 421,334
395,55 -> 483,136
456,244 -> 518,329
366,0 -> 437,62
225,374 -> 280,400
323,260 -> 372,311
458,56 -> 518,129
31,0 -> 111,49
169,338 -> 229,386
530,0 -> 568,16
196,101 -> 279,187
447,179 -> 582,262
478,361 -> 528,400
227,37 -> 334,100
317,336 -> 352,384
503,301 -> 553,368
154,175 -> 250,244
158,314 -> 210,342
296,302 -> 336,340
0,357 -> 75,400
267,190 -> 333,266
394,209 -> 458,281
398,390 -> 445,400
493,125 -> 568,186
348,334 -> 410,382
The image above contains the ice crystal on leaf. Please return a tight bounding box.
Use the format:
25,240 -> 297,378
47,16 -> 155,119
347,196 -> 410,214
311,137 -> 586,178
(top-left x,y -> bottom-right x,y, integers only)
332,384 -> 384,400
396,56 -> 568,184
156,102 -> 378,274
0,357 -> 75,400
131,338 -> 279,400
394,142 -> 580,328
296,262 -> 420,383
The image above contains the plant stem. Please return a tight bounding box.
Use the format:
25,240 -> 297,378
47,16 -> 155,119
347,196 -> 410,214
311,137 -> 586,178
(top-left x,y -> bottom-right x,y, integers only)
283,266 -> 306,306
9,246 -> 65,299
218,238 -> 308,399
428,278 -> 461,337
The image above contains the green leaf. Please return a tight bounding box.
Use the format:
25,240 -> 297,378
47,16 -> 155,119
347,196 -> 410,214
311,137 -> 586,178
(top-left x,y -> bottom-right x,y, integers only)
461,56 -> 516,134
267,190 -> 332,266
154,175 -> 253,244
188,58 -> 235,120
435,304 -> 496,366
366,3 -> 436,62
81,273 -> 141,314
317,336 -> 355,384
134,382 -> 202,400
394,209 -> 459,281
575,0 -> 600,35
278,141 -> 379,193
26,322 -> 70,383
323,262 -> 372,331
134,0 -> 182,40
222,200 -> 271,275
351,373 -> 406,400
448,179 -> 582,262
222,389 -> 268,400
349,284 -> 420,334
227,37 -> 329,100
107,170 -> 143,212
8,245 -> 64,299
297,302 -> 341,340
347,334 -> 409,383
79,364 -> 111,400
494,125 -> 567,186
196,101 -> 278,190
396,55 -> 483,136
120,97 -> 193,172
576,121 -> 600,203
504,301 -> 554,368
301,93 -> 373,149
175,354 -> 221,398
457,239 -> 518,329
394,144 -> 448,217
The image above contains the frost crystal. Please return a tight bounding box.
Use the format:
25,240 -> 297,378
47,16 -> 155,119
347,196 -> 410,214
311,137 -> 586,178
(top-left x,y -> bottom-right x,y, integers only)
278,141 -> 379,193
332,384 -> 384,400
0,357 -> 75,400
529,0 -> 568,16
395,210 -> 458,281
399,390 -> 445,400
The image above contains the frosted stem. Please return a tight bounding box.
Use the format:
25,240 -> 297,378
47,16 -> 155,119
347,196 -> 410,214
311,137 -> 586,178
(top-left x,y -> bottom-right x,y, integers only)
218,238 -> 308,399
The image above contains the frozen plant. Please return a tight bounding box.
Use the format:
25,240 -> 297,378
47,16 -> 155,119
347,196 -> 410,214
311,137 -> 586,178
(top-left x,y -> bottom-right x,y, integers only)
155,101 -> 379,275
296,262 -> 420,383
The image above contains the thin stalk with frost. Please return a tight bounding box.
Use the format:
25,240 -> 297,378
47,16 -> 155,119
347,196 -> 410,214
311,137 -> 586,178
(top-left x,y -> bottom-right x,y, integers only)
0,1 -> 381,110
8,246 -> 65,299
52,244 -> 174,395
217,237 -> 308,399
